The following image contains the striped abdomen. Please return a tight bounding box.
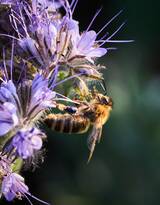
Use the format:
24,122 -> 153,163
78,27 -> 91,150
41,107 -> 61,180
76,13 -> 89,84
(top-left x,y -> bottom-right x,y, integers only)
44,113 -> 90,134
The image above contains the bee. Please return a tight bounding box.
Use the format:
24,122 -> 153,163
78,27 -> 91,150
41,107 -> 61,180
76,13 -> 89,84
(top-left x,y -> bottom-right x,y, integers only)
44,93 -> 113,162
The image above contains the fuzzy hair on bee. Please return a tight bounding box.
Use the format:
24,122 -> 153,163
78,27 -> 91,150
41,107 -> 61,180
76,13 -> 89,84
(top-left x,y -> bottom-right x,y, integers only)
44,93 -> 113,162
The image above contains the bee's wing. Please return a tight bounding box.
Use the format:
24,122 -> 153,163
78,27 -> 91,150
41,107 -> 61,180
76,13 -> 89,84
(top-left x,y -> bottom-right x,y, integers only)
87,126 -> 102,163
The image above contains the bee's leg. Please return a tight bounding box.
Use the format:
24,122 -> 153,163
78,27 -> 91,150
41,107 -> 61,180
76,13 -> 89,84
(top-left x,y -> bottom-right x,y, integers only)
87,127 -> 102,163
56,103 -> 68,111
64,106 -> 78,114
56,103 -> 78,114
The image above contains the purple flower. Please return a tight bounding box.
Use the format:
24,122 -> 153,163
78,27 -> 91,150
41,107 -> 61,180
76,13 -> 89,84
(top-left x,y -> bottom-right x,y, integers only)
0,80 -> 22,132
19,19 -> 62,68
0,74 -> 55,127
2,173 -> 29,201
15,1 -> 107,67
77,31 -> 107,57
19,38 -> 44,66
68,22 -> 107,62
27,74 -> 56,119
11,127 -> 45,159
19,22 -> 59,67
2,172 -> 50,204
0,80 -> 20,109
15,0 -> 63,68
0,102 -> 18,136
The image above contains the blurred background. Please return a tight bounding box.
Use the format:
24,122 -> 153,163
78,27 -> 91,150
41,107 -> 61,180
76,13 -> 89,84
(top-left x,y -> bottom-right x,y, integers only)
4,0 -> 160,205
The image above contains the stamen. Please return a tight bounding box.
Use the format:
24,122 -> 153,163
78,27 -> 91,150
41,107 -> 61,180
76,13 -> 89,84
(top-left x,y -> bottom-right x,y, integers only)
99,21 -> 127,47
27,193 -> 50,205
64,0 -> 72,17
97,32 -> 109,42
97,9 -> 123,36
70,0 -> 76,8
86,7 -> 102,32
71,0 -> 79,15
23,193 -> 34,205
106,21 -> 126,41
105,40 -> 134,43
77,7 -> 102,48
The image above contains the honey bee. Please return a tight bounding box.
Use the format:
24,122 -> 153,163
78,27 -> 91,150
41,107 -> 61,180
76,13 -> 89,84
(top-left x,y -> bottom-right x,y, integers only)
44,93 -> 113,162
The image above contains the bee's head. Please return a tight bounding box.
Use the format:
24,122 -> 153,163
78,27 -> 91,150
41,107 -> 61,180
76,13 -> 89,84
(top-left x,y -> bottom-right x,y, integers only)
96,94 -> 113,107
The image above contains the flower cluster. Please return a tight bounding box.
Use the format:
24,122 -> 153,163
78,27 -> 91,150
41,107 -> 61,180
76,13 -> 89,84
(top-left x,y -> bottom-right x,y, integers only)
0,0 -> 131,204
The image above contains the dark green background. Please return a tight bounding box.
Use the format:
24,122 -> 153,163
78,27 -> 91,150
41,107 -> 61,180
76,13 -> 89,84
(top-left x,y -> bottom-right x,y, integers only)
4,0 -> 160,205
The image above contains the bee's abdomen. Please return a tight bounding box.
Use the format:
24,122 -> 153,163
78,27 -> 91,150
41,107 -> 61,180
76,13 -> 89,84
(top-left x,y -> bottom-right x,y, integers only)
44,114 -> 90,134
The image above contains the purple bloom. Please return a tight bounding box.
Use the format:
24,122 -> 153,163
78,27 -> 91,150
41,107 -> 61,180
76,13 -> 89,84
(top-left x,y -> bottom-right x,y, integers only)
2,173 -> 29,201
68,21 -> 107,62
0,80 -> 20,109
14,1 -> 108,68
14,0 -> 63,68
19,38 -> 45,66
27,74 -> 56,119
0,102 -> 18,136
19,21 -> 59,67
0,74 -> 55,126
2,172 -> 50,204
77,31 -> 107,57
12,127 -> 45,159
19,18 -> 62,68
